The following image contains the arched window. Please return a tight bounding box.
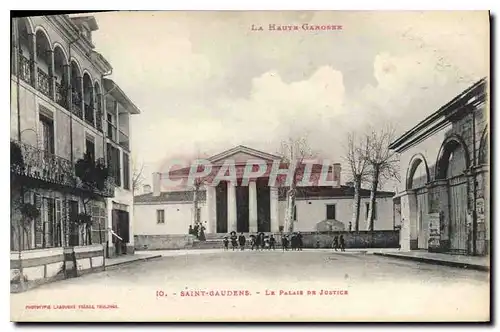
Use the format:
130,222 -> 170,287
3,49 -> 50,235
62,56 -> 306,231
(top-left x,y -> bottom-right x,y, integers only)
16,18 -> 34,85
435,136 -> 469,180
53,45 -> 68,108
406,154 -> 430,190
35,29 -> 52,99
83,73 -> 94,125
478,130 -> 488,165
70,61 -> 82,118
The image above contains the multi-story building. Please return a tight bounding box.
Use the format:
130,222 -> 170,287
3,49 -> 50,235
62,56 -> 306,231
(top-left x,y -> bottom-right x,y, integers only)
10,15 -> 140,291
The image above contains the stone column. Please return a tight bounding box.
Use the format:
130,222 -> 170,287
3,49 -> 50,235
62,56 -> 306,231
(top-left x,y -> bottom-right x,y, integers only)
270,186 -> 279,233
227,181 -> 237,233
398,190 -> 417,251
206,185 -> 217,233
29,33 -> 36,87
48,49 -> 55,100
249,180 -> 258,233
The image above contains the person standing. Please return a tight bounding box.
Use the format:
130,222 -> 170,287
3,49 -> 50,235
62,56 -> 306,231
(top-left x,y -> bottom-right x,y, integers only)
348,222 -> 352,232
238,233 -> 246,250
230,231 -> 238,251
339,234 -> 346,252
332,235 -> 339,251
281,234 -> 289,251
193,223 -> 200,239
269,234 -> 276,250
258,232 -> 265,251
223,236 -> 229,251
250,234 -> 256,250
188,225 -> 194,235
297,231 -> 303,251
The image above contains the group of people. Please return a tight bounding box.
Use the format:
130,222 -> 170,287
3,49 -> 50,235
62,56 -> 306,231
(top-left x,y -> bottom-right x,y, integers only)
223,231 -> 304,251
332,234 -> 346,252
188,222 -> 206,241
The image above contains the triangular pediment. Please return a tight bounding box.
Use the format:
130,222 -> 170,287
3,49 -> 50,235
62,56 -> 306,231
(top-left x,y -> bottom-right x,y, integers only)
208,145 -> 281,164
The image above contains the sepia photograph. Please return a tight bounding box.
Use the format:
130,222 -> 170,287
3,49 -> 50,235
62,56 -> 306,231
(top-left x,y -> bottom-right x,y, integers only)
9,9 -> 490,322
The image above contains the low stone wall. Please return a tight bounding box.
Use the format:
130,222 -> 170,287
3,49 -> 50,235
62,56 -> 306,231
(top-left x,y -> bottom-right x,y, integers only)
298,230 -> 400,249
10,248 -> 65,293
134,234 -> 197,250
11,244 -> 105,293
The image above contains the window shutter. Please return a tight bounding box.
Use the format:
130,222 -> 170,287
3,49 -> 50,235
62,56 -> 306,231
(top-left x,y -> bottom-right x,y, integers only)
55,198 -> 62,247
34,194 -> 43,248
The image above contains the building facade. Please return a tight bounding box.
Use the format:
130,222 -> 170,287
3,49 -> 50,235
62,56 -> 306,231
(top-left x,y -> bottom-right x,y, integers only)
134,146 -> 395,244
390,78 -> 489,256
10,15 -> 140,290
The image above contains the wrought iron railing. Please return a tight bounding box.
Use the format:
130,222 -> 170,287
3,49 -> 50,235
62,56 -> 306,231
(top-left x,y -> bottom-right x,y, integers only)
18,54 -> 31,84
11,140 -> 75,187
84,103 -> 94,126
71,90 -> 83,118
118,130 -> 130,150
55,82 -> 67,108
11,140 -> 115,198
37,68 -> 52,99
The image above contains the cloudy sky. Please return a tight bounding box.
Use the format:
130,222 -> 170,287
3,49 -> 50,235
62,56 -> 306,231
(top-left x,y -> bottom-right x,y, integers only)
89,11 -> 489,189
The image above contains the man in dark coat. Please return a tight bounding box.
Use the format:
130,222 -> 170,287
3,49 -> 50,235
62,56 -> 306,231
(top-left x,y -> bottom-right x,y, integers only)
250,234 -> 256,250
230,231 -> 238,250
332,235 -> 339,251
188,225 -> 194,235
339,235 -> 346,252
290,233 -> 297,251
238,233 -> 246,250
269,234 -> 276,250
297,231 -> 303,251
258,232 -> 265,251
281,234 -> 289,251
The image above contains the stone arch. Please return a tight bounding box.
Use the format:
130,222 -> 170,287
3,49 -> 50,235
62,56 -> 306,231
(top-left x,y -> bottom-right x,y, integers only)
435,134 -> 470,180
406,153 -> 430,190
34,26 -> 53,51
478,127 -> 488,165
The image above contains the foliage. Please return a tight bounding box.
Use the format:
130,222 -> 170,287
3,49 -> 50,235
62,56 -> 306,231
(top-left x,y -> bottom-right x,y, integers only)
11,141 -> 24,170
75,152 -> 110,193
73,212 -> 93,226
19,202 -> 40,224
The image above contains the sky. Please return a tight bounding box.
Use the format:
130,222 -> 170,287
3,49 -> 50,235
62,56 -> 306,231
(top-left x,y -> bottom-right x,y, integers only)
88,10 -> 489,191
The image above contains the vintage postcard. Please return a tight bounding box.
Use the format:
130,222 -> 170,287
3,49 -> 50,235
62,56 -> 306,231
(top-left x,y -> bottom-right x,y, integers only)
9,10 -> 490,322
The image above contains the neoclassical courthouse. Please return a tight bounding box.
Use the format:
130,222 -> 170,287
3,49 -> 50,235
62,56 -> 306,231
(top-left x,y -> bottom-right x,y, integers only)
134,146 -> 395,244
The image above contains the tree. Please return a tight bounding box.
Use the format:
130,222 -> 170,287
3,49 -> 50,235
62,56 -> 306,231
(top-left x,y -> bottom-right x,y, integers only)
131,159 -> 145,195
362,125 -> 401,231
74,152 -> 111,245
278,136 -> 316,233
343,132 -> 371,231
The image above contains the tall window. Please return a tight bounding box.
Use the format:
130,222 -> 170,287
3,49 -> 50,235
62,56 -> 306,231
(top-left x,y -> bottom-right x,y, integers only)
91,202 -> 106,244
157,209 -> 165,224
366,202 -> 377,220
293,205 -> 297,221
107,143 -> 121,187
39,114 -> 54,154
85,137 -> 95,162
34,195 -> 60,249
123,152 -> 130,190
326,204 -> 336,220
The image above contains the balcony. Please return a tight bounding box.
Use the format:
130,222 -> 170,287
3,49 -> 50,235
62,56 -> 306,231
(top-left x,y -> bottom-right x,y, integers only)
11,140 -> 114,198
55,82 -> 67,109
37,68 -> 52,99
118,130 -> 129,150
18,55 -> 31,85
71,91 -> 83,119
84,103 -> 95,127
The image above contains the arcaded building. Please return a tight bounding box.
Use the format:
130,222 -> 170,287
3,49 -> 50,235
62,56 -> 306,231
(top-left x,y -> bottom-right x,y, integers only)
390,78 -> 489,256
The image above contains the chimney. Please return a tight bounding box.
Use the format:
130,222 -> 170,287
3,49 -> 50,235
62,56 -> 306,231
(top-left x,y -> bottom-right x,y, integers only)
152,172 -> 161,197
333,163 -> 342,187
143,184 -> 152,194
